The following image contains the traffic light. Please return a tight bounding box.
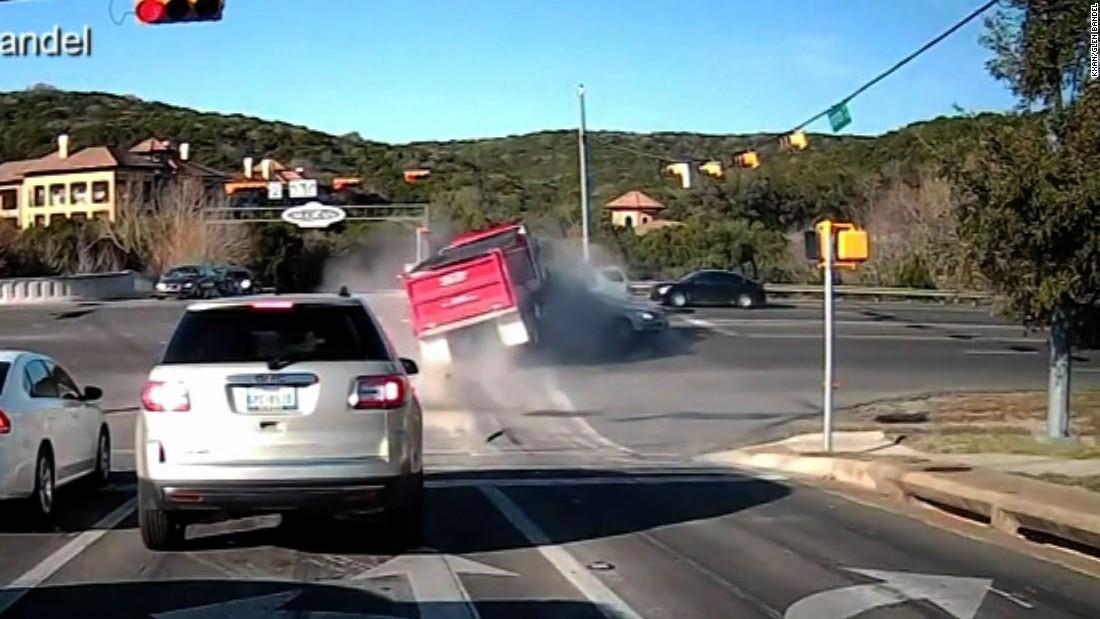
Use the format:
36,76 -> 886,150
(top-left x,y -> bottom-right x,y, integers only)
781,130 -> 808,151
332,177 -> 360,191
804,220 -> 870,269
699,161 -> 724,179
135,0 -> 223,25
664,162 -> 693,188
734,151 -> 760,169
403,169 -> 431,183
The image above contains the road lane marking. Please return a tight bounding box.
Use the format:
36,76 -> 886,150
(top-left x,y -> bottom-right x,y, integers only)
543,376 -> 636,456
963,349 -> 1039,356
0,497 -> 136,615
357,553 -> 514,618
680,316 -> 738,336
479,485 -> 644,619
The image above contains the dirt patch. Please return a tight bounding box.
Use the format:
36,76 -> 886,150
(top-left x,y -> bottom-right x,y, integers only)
761,390 -> 1100,458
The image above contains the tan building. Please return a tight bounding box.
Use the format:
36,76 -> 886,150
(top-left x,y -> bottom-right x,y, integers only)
0,134 -> 226,230
606,190 -> 680,234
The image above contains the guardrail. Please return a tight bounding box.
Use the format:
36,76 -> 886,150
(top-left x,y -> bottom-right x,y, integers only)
0,271 -> 154,305
627,281 -> 991,303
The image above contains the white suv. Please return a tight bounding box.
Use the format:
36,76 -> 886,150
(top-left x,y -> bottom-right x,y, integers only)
135,293 -> 424,550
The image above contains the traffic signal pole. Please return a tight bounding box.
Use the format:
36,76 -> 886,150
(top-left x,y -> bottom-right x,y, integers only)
822,225 -> 836,452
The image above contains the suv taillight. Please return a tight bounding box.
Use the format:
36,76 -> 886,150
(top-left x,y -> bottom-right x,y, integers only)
349,375 -> 407,410
0,409 -> 10,434
142,380 -> 191,412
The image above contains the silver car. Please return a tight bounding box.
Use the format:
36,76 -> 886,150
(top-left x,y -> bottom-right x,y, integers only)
135,292 -> 424,550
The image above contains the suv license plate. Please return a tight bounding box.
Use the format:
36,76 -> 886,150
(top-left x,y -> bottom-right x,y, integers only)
245,386 -> 297,412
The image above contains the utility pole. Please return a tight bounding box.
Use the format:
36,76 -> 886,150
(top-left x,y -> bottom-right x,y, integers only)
822,225 -> 836,452
577,83 -> 591,263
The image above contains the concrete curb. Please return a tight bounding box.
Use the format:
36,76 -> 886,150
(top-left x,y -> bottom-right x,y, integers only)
699,449 -> 1100,557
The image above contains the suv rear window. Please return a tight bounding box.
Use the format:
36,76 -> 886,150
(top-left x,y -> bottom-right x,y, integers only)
161,303 -> 392,365
0,362 -> 10,396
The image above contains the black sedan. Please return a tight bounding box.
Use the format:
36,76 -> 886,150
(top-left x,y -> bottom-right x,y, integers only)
650,269 -> 767,309
153,264 -> 221,299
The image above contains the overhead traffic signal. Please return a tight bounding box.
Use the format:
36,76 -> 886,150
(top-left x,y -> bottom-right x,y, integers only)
403,169 -> 432,184
781,130 -> 808,151
135,0 -> 224,25
664,162 -> 693,188
699,161 -> 723,179
734,151 -> 760,169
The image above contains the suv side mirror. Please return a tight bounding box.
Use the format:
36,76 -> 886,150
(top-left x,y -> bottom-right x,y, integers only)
82,385 -> 103,402
400,357 -> 419,376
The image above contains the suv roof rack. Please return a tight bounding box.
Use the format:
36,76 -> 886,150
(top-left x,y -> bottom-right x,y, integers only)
338,285 -> 350,297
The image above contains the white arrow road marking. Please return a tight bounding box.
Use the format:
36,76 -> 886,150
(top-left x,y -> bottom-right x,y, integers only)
784,568 -> 993,619
150,589 -> 400,619
353,553 -> 516,619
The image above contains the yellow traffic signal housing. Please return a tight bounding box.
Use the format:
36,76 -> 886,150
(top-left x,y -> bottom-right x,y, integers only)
806,220 -> 869,269
665,162 -> 693,188
699,161 -> 723,178
782,130 -> 808,151
836,228 -> 869,262
403,169 -> 431,183
734,151 -> 760,169
135,0 -> 224,25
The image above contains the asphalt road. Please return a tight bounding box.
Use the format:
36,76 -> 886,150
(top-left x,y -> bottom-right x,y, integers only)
1,294 -> 1099,618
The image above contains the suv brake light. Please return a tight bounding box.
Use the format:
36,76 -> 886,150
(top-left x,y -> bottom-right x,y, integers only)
0,409 -> 10,434
349,375 -> 407,410
142,381 -> 191,412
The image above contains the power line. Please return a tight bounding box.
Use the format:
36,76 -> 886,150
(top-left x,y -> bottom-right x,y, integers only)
587,0 -> 1001,168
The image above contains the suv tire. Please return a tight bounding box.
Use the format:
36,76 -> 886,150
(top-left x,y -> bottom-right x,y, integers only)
140,508 -> 185,550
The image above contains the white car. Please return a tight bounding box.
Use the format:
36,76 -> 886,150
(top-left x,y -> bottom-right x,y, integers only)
586,265 -> 631,300
0,350 -> 112,518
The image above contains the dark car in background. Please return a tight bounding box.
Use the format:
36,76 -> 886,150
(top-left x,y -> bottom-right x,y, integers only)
650,269 -> 767,309
154,264 -> 222,300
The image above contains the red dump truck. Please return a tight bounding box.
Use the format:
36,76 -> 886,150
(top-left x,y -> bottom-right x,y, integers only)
401,223 -> 548,365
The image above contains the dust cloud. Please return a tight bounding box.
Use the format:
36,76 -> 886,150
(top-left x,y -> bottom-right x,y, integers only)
318,225 -> 419,294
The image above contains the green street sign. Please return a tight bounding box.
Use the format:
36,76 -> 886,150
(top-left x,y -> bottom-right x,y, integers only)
827,103 -> 852,132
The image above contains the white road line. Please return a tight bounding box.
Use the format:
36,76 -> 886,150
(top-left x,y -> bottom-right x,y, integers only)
680,316 -> 738,336
963,349 -> 1040,355
0,497 -> 136,615
479,486 -> 644,619
543,376 -> 636,456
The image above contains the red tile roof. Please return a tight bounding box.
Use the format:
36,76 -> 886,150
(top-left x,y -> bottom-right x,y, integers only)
606,190 -> 666,210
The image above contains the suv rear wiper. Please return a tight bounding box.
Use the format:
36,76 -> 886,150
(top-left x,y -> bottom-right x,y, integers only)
266,353 -> 305,370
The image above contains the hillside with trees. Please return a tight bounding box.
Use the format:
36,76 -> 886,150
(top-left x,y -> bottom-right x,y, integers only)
0,84 -> 1009,289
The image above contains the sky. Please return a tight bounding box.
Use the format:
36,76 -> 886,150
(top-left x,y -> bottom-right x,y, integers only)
0,0 -> 1019,144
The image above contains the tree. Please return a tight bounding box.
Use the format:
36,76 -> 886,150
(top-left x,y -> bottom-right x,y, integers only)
954,0 -> 1100,438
